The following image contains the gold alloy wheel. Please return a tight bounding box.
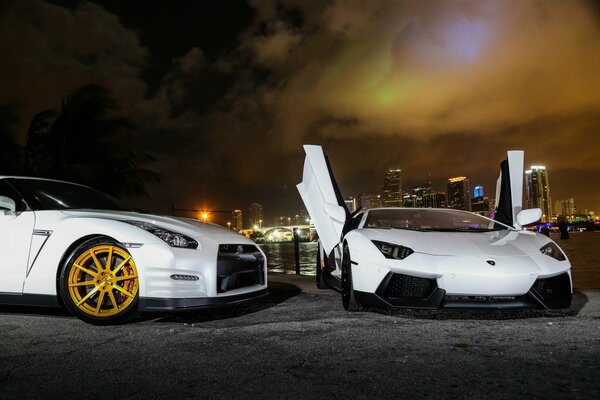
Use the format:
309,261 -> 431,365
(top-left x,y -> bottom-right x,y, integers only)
67,245 -> 139,317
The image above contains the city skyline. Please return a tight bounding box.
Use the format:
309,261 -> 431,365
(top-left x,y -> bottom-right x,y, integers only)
200,156 -> 594,229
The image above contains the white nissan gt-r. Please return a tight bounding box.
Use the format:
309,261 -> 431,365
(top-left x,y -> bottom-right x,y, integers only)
0,177 -> 267,324
297,145 -> 572,311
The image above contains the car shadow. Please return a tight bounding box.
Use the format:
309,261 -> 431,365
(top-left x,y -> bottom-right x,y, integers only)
569,289 -> 589,315
137,281 -> 302,324
370,290 -> 588,320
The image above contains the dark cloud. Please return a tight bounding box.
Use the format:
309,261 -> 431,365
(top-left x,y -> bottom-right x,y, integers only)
2,0 -> 600,222
0,0 -> 148,128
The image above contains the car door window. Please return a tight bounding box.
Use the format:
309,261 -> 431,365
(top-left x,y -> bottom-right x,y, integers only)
0,180 -> 27,212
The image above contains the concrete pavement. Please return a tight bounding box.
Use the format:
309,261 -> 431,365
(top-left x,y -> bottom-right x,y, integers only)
0,273 -> 599,399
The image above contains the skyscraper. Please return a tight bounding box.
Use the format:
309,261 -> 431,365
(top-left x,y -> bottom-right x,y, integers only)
423,192 -> 447,208
359,194 -> 382,210
232,209 -> 243,231
447,177 -> 471,211
345,196 -> 359,213
410,184 -> 432,208
525,166 -> 552,222
248,202 -> 264,228
474,185 -> 484,198
382,169 -> 402,207
471,197 -> 491,217
471,185 -> 490,217
554,198 -> 576,218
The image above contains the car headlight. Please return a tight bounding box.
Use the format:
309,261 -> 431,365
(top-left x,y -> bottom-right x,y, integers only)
540,242 -> 566,261
127,221 -> 198,249
372,240 -> 414,260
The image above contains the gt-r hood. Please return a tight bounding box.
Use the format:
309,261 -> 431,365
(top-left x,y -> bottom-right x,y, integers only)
59,210 -> 248,240
367,228 -> 542,257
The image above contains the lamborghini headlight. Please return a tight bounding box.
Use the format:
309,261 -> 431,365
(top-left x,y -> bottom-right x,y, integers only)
127,221 -> 198,249
372,240 -> 414,260
540,242 -> 566,261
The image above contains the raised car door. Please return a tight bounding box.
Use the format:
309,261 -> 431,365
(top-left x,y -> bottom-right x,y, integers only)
0,180 -> 34,293
297,145 -> 350,255
494,150 -> 525,227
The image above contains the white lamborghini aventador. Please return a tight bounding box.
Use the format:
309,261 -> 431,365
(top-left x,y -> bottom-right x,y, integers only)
0,177 -> 267,324
297,145 -> 572,311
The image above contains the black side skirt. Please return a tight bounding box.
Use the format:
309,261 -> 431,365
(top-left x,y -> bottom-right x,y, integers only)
138,288 -> 268,312
0,293 -> 60,308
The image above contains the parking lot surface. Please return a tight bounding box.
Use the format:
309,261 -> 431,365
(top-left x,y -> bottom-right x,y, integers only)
1,273 -> 599,399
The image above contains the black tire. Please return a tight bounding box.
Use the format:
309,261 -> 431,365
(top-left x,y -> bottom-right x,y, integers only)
341,243 -> 365,311
316,241 -> 327,289
59,237 -> 139,325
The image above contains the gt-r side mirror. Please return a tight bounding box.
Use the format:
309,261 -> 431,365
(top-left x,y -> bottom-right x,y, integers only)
0,196 -> 17,217
515,208 -> 542,228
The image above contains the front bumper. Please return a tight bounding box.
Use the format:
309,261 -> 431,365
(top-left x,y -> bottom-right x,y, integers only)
139,288 -> 268,311
348,245 -> 572,310
354,271 -> 572,310
129,237 -> 268,304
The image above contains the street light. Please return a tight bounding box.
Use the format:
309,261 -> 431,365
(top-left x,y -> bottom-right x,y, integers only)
287,217 -> 291,226
227,222 -> 231,229
259,219 -> 262,228
201,212 -> 208,221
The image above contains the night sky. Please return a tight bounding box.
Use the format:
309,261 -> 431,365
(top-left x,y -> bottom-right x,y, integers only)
2,0 -> 600,224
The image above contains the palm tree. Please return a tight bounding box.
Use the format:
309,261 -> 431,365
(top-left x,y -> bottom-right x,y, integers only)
0,105 -> 24,175
25,84 -> 160,197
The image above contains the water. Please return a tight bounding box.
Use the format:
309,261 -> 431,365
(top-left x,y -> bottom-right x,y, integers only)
259,241 -> 318,275
549,232 -> 600,289
260,232 -> 600,288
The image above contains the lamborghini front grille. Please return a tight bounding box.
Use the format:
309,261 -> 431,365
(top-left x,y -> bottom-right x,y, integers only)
383,273 -> 437,299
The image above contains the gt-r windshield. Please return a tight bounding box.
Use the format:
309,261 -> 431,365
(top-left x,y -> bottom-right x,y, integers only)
7,178 -> 128,211
363,208 -> 510,232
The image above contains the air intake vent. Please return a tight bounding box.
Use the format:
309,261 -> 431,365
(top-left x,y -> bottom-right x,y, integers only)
383,273 -> 437,299
530,273 -> 571,308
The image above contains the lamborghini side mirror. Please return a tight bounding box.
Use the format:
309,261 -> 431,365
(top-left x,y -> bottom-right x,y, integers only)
323,202 -> 346,223
516,208 -> 542,227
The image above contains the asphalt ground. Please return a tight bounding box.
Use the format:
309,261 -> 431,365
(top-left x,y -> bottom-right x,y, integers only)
1,273 -> 599,400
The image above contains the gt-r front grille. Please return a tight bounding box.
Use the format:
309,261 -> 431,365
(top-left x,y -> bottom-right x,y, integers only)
218,244 -> 259,254
216,244 -> 264,293
380,273 -> 437,299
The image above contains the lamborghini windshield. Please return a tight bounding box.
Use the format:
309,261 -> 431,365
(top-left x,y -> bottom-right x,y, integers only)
363,209 -> 510,232
7,178 -> 128,211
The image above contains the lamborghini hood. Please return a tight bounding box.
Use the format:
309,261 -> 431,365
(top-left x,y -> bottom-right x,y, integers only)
366,228 -> 543,257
